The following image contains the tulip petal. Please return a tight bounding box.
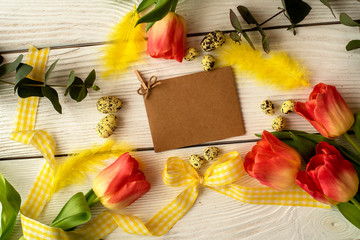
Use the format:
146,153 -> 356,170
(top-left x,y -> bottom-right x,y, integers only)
296,171 -> 333,204
102,180 -> 151,211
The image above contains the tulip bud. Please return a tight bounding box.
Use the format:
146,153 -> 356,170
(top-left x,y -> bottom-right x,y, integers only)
244,130 -> 302,191
295,83 -> 354,139
93,153 -> 151,211
146,12 -> 187,62
296,142 -> 359,205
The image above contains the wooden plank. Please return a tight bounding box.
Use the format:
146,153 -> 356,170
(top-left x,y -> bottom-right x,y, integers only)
1,0 -> 360,51
1,143 -> 360,239
1,24 -> 360,158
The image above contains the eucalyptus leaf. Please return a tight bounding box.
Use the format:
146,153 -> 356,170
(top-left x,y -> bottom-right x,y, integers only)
51,192 -> 91,230
0,55 -> 3,65
41,85 -> 62,114
0,55 -> 23,78
282,0 -> 311,25
230,9 -> 243,33
92,85 -> 100,91
77,86 -> 88,102
137,0 -> 157,13
44,59 -> 59,85
136,0 -> 174,26
320,0 -> 335,18
0,172 -> 21,240
346,40 -> 360,51
69,77 -> 84,101
337,202 -> 360,229
340,13 -> 360,27
230,32 -> 241,43
64,70 -> 75,96
16,79 -> 44,98
237,6 -> 258,25
259,29 -> 270,53
146,22 -> 155,32
354,112 -> 360,141
84,69 -> 96,88
15,64 -> 33,91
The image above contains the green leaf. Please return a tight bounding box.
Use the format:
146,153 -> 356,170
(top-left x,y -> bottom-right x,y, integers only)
136,0 -> 174,26
354,112 -> 360,141
64,70 -> 75,96
229,9 -> 255,49
337,202 -> 360,229
15,64 -> 33,92
77,86 -> 88,102
41,85 -> 62,114
92,85 -> 100,91
340,13 -> 360,27
237,6 -> 258,25
230,9 -> 244,32
282,0 -> 311,25
346,40 -> 360,51
320,0 -> 335,18
44,59 -> 59,85
0,172 -> 21,240
16,79 -> 44,98
230,32 -> 241,43
259,28 -> 270,53
0,55 -> 23,78
84,69 -> 96,88
69,77 -> 84,101
51,192 -> 91,231
297,133 -> 336,145
137,0 -> 157,13
290,132 -> 317,163
146,22 -> 155,32
0,55 -> 3,65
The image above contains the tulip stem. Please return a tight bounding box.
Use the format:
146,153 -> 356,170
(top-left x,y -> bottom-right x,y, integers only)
85,189 -> 101,208
344,132 -> 360,155
169,0 -> 178,12
350,198 -> 360,210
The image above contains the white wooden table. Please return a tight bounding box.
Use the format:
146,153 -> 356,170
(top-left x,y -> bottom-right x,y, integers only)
1,0 -> 360,239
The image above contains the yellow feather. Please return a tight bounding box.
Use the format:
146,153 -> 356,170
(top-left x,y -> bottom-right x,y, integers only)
102,6 -> 147,78
217,40 -> 310,90
51,140 -> 133,196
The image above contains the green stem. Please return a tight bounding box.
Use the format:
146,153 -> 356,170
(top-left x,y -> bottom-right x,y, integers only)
350,197 -> 360,210
344,132 -> 360,155
169,0 -> 178,12
0,79 -> 82,88
85,189 -> 100,208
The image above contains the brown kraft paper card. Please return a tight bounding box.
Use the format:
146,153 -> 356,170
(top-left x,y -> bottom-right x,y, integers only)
142,66 -> 245,152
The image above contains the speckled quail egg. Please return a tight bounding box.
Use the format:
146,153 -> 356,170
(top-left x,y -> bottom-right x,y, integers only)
184,47 -> 199,61
260,100 -> 275,115
189,154 -> 205,169
281,99 -> 296,114
272,115 -> 285,132
96,114 -> 118,138
204,147 -> 220,161
96,96 -> 123,114
201,55 -> 215,71
200,30 -> 226,52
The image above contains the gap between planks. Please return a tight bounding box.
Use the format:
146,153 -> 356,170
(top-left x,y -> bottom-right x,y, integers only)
1,19 -> 360,54
0,138 -> 259,161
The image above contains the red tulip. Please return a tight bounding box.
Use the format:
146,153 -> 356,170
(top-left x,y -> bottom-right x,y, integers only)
244,130 -> 302,191
296,142 -> 358,205
295,83 -> 354,139
93,153 -> 151,211
146,12 -> 186,62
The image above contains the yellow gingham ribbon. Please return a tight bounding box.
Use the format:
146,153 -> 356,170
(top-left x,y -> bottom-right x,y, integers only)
10,46 -> 329,240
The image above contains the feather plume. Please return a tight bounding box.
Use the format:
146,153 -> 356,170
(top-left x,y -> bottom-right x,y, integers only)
102,6 -> 147,78
51,140 -> 133,196
217,40 -> 310,90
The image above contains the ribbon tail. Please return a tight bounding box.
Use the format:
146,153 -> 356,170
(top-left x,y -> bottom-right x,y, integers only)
112,182 -> 199,236
208,184 -> 330,208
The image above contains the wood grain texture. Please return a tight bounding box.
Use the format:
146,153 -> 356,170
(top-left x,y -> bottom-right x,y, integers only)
1,0 -> 360,51
1,144 -> 360,240
1,25 -> 360,158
